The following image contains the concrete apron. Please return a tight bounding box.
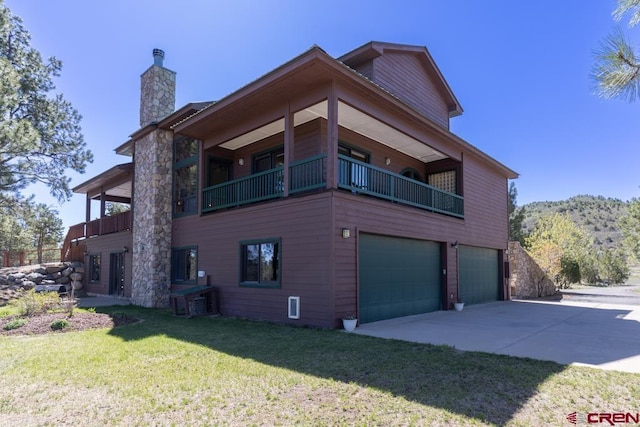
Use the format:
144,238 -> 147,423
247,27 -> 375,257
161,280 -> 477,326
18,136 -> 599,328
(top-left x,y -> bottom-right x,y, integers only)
353,300 -> 640,374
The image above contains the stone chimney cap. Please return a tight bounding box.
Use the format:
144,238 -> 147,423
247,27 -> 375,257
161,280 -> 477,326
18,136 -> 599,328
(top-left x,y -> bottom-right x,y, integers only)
153,48 -> 165,66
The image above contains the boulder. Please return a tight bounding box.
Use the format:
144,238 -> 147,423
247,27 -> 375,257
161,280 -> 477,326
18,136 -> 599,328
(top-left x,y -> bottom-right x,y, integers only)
73,266 -> 85,274
8,272 -> 25,281
21,280 -> 35,290
56,276 -> 70,285
61,267 -> 74,277
71,281 -> 83,290
35,267 -> 47,275
41,279 -> 56,285
70,272 -> 83,281
46,265 -> 63,274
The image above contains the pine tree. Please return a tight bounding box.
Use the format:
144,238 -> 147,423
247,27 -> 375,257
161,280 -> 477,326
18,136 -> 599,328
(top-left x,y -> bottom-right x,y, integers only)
593,0 -> 640,101
0,4 -> 93,205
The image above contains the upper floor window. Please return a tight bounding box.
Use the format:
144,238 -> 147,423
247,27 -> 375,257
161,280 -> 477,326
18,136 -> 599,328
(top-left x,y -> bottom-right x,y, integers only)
173,137 -> 199,216
253,146 -> 284,173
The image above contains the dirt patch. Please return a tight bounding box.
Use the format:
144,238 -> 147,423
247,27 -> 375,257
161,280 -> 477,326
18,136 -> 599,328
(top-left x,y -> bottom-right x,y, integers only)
1,312 -> 138,336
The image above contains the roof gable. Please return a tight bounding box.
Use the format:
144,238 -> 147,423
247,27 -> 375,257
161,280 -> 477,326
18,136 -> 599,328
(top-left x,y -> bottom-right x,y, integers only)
339,41 -> 463,121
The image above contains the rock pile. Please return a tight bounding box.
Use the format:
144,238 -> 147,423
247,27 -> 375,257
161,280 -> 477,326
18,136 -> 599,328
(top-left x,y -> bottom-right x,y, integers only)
0,262 -> 85,304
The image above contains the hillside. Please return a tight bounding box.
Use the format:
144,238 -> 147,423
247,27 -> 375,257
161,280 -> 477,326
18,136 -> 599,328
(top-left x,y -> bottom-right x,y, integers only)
519,195 -> 629,250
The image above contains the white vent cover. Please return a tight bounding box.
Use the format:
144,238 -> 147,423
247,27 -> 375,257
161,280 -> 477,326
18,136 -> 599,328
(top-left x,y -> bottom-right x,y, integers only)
288,296 -> 300,319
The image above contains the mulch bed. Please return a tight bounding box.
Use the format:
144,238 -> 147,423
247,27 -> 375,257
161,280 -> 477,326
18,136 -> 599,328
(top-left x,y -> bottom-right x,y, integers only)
1,312 -> 138,336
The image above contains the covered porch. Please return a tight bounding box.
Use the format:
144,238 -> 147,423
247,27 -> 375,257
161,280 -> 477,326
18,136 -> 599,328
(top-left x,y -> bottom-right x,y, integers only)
62,163 -> 133,261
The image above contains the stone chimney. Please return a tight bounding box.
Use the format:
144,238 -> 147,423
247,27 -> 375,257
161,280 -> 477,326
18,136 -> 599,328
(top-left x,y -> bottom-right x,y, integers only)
139,48 -> 176,127
131,49 -> 175,308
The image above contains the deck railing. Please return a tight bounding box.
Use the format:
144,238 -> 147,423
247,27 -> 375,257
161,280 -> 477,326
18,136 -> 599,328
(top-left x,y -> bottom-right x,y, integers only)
60,210 -> 132,261
201,154 -> 463,217
202,167 -> 285,213
289,154 -> 326,194
337,155 -> 464,218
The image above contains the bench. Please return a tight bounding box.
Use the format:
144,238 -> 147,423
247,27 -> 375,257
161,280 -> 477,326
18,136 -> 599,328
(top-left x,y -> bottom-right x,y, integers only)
169,285 -> 218,317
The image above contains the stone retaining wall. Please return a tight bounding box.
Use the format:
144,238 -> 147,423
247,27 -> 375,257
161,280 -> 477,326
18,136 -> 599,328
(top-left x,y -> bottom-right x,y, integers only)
0,262 -> 85,304
508,241 -> 557,298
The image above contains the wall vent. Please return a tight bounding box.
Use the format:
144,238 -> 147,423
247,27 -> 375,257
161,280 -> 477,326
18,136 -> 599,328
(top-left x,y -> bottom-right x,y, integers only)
288,296 -> 300,319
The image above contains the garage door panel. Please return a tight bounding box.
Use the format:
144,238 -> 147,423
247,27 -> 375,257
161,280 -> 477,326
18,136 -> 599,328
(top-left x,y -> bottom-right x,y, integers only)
359,234 -> 441,323
459,246 -> 499,305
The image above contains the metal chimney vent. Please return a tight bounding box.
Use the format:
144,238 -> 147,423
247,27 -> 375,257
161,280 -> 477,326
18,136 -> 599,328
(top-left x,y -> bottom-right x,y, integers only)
152,48 -> 165,66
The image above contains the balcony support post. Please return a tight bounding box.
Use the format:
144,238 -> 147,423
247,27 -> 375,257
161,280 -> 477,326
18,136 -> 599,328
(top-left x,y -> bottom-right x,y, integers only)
283,103 -> 293,198
326,84 -> 338,189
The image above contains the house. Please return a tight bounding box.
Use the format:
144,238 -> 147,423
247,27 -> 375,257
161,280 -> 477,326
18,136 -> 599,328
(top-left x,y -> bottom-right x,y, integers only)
64,41 -> 518,328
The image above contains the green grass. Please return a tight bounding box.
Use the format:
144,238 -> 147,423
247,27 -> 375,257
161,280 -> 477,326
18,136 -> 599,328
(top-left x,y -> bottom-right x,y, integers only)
1,306 -> 639,426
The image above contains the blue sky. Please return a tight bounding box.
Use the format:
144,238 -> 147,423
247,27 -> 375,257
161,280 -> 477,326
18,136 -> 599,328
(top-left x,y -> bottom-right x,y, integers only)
5,0 -> 640,230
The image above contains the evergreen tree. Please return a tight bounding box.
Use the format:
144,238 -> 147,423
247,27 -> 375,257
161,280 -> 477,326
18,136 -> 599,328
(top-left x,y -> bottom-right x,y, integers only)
508,182 -> 526,244
0,3 -> 92,205
593,0 -> 640,101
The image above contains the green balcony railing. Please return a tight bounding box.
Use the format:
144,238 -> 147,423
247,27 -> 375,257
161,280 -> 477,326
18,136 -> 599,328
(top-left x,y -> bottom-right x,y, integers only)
290,154 -> 326,194
202,167 -> 284,213
337,155 -> 464,218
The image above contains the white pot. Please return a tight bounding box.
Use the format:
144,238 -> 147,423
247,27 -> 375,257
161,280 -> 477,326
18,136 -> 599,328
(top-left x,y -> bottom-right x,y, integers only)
342,318 -> 358,332
454,302 -> 464,311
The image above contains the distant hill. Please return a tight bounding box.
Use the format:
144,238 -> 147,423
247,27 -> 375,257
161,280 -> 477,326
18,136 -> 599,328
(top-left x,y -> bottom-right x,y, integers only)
520,195 -> 629,250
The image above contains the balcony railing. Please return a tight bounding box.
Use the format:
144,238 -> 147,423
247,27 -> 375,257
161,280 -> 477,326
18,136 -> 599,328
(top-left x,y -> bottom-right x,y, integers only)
290,154 -> 327,194
202,155 -> 327,213
338,155 -> 464,218
202,167 -> 285,213
60,210 -> 132,261
200,154 -> 463,218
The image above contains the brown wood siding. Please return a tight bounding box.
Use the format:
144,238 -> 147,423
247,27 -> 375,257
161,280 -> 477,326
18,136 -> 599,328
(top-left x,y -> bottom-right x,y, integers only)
84,231 -> 133,297
370,53 -> 450,128
294,119 -> 322,160
461,153 -> 510,247
172,192 -> 334,328
350,61 -> 374,80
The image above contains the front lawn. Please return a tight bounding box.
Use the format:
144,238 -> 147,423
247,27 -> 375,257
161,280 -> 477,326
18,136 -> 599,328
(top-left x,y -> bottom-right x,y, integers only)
1,306 -> 638,426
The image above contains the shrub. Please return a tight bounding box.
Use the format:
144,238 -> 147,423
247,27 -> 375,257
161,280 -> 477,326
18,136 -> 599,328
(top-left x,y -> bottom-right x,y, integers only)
3,317 -> 28,331
10,290 -> 61,316
50,319 -> 69,331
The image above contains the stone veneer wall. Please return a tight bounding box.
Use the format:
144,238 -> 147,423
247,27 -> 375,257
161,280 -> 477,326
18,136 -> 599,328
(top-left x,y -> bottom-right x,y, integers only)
508,241 -> 557,298
131,129 -> 173,307
139,64 -> 176,127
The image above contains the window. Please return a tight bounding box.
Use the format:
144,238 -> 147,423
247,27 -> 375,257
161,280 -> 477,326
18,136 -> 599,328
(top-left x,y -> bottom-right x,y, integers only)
252,146 -> 284,173
240,238 -> 281,287
88,254 -> 101,283
172,246 -> 197,284
173,136 -> 199,216
401,168 -> 423,182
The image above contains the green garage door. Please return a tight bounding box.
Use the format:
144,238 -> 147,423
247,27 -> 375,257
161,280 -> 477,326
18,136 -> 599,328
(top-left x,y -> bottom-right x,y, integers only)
359,234 -> 441,323
458,246 -> 499,305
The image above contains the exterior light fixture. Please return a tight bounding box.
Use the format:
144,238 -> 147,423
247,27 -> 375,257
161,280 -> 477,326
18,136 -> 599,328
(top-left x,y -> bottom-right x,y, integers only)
451,241 -> 458,248
342,228 -> 351,239
385,157 -> 391,165
123,246 -> 129,253
238,158 -> 244,166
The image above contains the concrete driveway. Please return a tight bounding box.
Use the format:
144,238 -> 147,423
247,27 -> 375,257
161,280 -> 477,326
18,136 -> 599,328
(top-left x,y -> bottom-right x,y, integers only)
353,298 -> 640,373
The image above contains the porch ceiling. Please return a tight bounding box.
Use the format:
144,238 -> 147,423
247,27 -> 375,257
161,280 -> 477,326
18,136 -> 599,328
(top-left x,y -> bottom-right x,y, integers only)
72,163 -> 133,200
218,100 -> 446,163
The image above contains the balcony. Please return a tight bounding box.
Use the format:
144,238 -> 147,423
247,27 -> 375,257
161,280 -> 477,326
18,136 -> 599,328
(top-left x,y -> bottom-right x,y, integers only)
337,155 -> 464,218
61,210 -> 132,261
202,155 -> 327,213
201,154 -> 463,218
